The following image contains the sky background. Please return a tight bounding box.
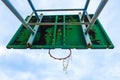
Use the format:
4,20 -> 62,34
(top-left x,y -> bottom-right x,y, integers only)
0,0 -> 120,80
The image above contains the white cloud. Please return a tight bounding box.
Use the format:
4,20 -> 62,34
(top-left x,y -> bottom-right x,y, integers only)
0,47 -> 120,80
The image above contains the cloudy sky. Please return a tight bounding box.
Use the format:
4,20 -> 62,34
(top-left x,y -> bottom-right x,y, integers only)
0,0 -> 120,80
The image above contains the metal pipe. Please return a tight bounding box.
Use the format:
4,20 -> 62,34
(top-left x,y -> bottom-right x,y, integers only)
86,0 -> 108,34
78,13 -> 92,48
27,14 -> 43,47
28,22 -> 90,26
81,0 -> 90,21
27,0 -> 40,21
36,9 -> 84,12
2,0 -> 34,34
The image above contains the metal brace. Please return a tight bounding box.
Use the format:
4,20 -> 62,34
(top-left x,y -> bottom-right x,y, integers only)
27,13 -> 43,47
79,13 -> 92,48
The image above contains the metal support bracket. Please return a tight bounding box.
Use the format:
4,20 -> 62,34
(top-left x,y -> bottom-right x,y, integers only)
27,13 -> 43,47
86,0 -> 108,34
79,13 -> 92,48
28,22 -> 90,26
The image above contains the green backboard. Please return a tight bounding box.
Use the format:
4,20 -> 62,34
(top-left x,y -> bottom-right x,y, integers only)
7,14 -> 114,49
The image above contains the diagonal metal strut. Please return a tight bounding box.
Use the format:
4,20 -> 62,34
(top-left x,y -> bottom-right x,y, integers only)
27,0 -> 40,21
86,0 -> 109,34
2,0 -> 34,34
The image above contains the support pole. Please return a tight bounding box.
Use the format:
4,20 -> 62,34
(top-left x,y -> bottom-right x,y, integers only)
86,0 -> 108,34
2,0 -> 34,34
81,0 -> 90,21
27,0 -> 40,21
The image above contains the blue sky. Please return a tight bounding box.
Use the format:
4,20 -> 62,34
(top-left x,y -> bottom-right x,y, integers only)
0,0 -> 120,80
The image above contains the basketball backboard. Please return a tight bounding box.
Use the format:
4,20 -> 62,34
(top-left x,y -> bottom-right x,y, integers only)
7,14 -> 114,49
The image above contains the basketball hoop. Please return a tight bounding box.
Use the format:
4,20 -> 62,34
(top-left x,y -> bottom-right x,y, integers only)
48,49 -> 72,73
48,49 -> 72,60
